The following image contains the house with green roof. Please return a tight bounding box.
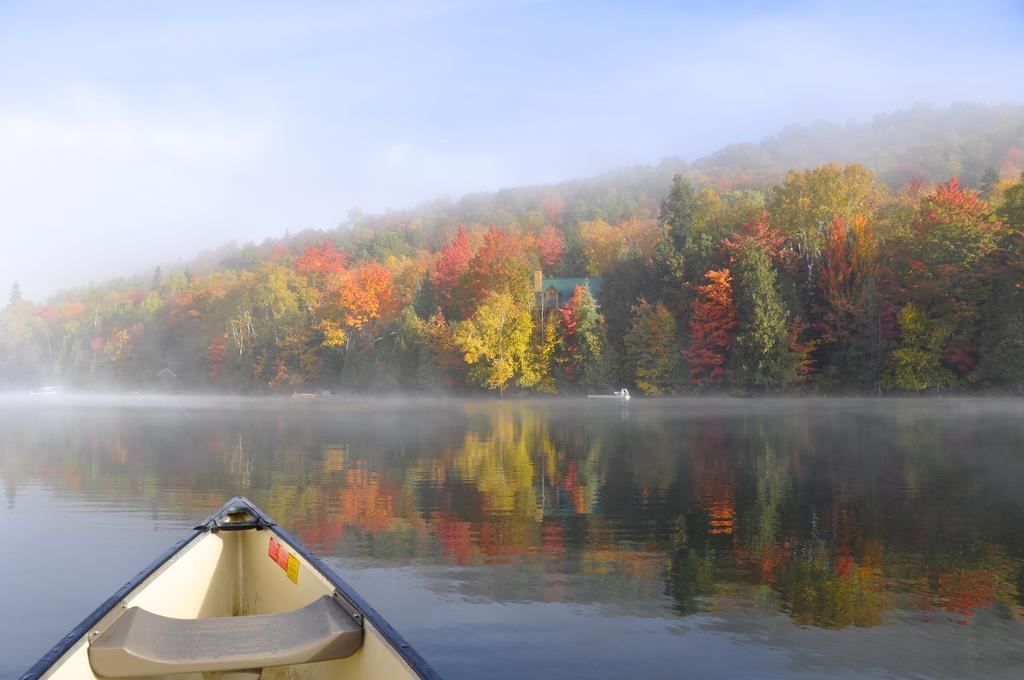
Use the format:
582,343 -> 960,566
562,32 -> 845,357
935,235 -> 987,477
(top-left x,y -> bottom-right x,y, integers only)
540,277 -> 602,309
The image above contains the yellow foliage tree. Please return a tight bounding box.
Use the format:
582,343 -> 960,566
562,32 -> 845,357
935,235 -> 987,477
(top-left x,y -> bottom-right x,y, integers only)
454,293 -> 538,394
579,219 -> 627,275
768,164 -> 886,255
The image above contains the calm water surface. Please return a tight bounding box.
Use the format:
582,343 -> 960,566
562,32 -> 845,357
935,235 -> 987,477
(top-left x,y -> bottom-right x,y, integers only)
2,395 -> 1024,679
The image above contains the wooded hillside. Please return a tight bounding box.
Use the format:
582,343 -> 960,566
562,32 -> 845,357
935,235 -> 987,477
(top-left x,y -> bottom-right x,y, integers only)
4,103 -> 1024,394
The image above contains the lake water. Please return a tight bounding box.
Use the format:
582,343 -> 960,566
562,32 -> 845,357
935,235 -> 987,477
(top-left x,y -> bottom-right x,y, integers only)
2,395 -> 1024,679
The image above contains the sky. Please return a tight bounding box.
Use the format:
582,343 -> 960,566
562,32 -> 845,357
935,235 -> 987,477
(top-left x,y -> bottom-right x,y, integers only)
1,0 -> 1023,300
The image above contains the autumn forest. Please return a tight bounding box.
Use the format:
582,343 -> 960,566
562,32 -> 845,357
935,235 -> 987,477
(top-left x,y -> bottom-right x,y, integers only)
3,104 -> 1024,395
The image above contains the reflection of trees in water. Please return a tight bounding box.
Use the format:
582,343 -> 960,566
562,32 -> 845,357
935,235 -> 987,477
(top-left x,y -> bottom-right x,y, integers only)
3,399 -> 1024,628
665,513 -> 722,616
692,423 -> 735,536
773,541 -> 889,627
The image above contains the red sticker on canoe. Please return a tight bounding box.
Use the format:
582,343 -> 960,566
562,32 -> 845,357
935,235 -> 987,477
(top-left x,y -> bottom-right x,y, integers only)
268,536 -> 298,582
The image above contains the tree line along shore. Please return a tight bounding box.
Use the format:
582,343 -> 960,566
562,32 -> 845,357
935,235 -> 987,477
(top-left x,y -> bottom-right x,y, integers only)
4,163 -> 1023,396
4,103 -> 1024,395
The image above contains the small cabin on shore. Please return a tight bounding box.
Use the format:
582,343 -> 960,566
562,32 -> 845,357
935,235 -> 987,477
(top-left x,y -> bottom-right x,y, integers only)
537,276 -> 602,310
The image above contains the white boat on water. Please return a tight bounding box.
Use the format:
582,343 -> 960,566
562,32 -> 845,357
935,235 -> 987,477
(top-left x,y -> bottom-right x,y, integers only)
24,497 -> 438,680
587,388 -> 630,401
29,385 -> 60,396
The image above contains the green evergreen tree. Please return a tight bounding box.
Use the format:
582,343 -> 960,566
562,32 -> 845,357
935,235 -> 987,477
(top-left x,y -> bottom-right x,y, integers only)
412,275 -> 439,319
978,310 -> 1024,392
650,236 -> 689,314
729,240 -> 793,387
624,299 -> 678,394
9,281 -> 22,306
977,224 -> 1024,392
882,305 -> 955,392
599,253 -> 658,382
395,306 -> 442,390
660,175 -> 699,250
681,232 -> 717,284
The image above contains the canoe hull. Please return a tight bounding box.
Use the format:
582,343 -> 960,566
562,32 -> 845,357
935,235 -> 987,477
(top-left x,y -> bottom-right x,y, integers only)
24,498 -> 438,680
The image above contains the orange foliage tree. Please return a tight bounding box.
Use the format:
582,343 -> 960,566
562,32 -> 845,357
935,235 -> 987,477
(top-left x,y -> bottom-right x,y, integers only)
683,269 -> 736,386
295,243 -> 395,349
336,261 -> 395,334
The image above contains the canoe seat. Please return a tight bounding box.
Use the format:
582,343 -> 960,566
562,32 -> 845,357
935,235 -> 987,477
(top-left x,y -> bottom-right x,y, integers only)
88,595 -> 363,678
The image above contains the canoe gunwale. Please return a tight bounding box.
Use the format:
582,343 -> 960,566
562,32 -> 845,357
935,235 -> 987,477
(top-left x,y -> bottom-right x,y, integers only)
22,496 -> 442,680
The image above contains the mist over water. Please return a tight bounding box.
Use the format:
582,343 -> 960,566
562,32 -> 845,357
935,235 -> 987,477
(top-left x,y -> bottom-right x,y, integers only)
3,395 -> 1024,679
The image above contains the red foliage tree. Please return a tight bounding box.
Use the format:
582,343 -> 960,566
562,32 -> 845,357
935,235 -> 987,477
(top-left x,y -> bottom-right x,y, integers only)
814,218 -> 859,348
556,284 -> 601,384
721,211 -> 789,265
903,177 -> 1001,377
535,225 -> 566,268
295,243 -> 347,292
467,227 -> 530,301
913,177 -> 992,267
430,226 -> 475,315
